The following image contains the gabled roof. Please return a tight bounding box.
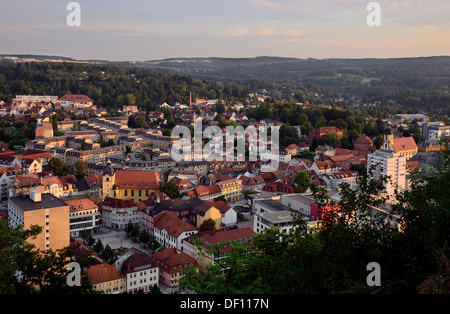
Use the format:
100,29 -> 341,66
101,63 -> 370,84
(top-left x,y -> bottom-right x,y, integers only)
393,137 -> 418,152
153,212 -> 197,239
152,248 -> 198,273
65,198 -> 98,212
121,252 -> 157,274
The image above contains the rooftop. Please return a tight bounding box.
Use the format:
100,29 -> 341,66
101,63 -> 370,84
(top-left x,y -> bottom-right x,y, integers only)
258,210 -> 294,223
8,193 -> 68,211
255,199 -> 290,212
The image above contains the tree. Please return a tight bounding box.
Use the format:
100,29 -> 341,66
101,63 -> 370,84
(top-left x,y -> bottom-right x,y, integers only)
373,135 -> 384,149
0,219 -> 95,294
46,156 -> 68,176
100,244 -> 118,264
127,115 -> 136,128
150,285 -> 163,294
391,140 -> 450,293
136,116 -> 146,128
350,163 -> 367,175
74,159 -> 88,180
244,190 -> 256,200
293,172 -> 311,193
160,181 -> 181,199
129,224 -> 140,240
199,219 -> 216,232
80,139 -> 91,151
213,195 -> 226,203
178,238 -> 255,294
93,239 -> 104,254
139,231 -> 150,247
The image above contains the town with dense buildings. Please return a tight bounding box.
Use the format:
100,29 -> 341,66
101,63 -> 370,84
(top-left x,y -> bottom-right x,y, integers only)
0,87 -> 448,295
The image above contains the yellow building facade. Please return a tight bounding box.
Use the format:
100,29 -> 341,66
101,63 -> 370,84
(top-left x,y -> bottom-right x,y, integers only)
99,166 -> 161,203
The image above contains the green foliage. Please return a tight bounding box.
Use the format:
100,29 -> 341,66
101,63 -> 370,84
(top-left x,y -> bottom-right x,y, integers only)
0,62 -> 247,111
160,181 -> 181,199
293,171 -> 311,193
179,147 -> 450,294
74,159 -> 88,180
0,219 -> 95,294
46,156 -> 68,176
178,238 -> 256,294
199,219 -> 216,232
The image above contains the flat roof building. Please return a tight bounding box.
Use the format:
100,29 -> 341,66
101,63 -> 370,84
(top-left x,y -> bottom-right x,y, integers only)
8,191 -> 70,251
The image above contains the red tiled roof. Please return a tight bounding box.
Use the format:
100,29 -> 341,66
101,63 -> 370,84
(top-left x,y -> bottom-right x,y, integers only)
114,170 -> 161,190
103,197 -> 136,209
65,198 -> 98,212
154,212 -> 197,239
152,248 -> 199,274
58,94 -> 93,103
393,137 -> 418,152
86,263 -> 125,285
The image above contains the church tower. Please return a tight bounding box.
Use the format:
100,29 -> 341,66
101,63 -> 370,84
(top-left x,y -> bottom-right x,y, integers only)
100,159 -> 115,199
382,122 -> 395,151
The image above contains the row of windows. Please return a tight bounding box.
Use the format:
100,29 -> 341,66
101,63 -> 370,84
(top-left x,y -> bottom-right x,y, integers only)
125,189 -> 151,197
129,277 -> 157,286
130,269 -> 157,277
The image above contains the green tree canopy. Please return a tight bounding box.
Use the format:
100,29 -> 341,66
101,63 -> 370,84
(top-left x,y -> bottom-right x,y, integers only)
46,156 -> 68,176
160,181 -> 181,199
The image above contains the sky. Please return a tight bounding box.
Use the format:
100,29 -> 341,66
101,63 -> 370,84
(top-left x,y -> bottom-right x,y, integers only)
0,0 -> 449,61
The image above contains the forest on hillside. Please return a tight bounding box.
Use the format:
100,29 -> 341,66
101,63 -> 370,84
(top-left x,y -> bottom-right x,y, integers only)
0,62 -> 250,112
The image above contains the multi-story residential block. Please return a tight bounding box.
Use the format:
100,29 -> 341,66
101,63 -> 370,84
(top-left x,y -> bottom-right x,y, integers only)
13,95 -> 58,104
64,198 -> 100,237
101,197 -> 139,229
57,94 -> 93,109
121,252 -> 159,294
8,191 -> 70,251
0,166 -> 21,200
367,126 -> 407,200
254,210 -> 294,234
322,170 -> 360,190
421,122 -> 450,140
216,178 -> 243,202
153,212 -> 198,251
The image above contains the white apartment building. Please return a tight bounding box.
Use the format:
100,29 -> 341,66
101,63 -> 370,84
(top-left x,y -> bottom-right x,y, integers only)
101,197 -> 139,229
153,212 -> 198,251
64,198 -> 100,237
254,210 -> 294,234
121,252 -> 159,294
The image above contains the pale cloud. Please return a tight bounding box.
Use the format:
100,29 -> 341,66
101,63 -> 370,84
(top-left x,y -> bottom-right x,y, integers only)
421,25 -> 442,33
227,26 -> 249,37
259,28 -> 275,35
283,29 -> 303,36
251,0 -> 279,8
